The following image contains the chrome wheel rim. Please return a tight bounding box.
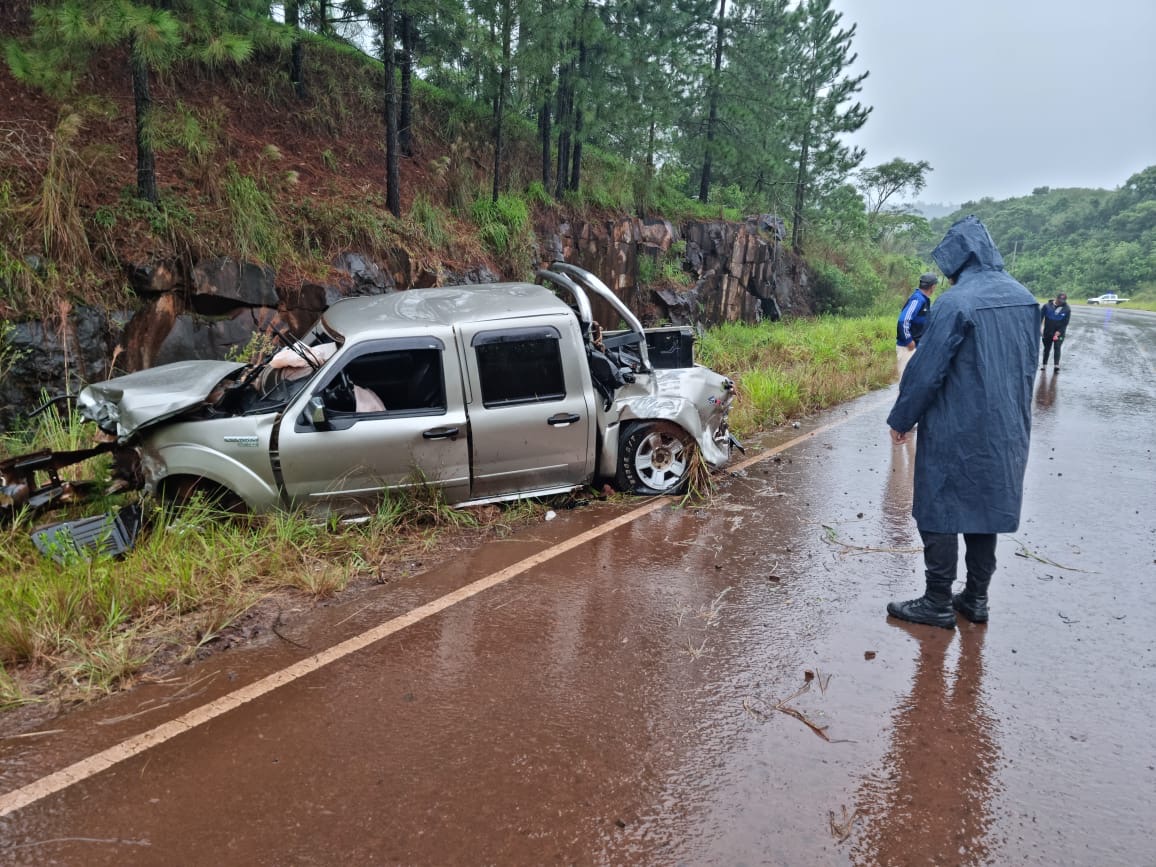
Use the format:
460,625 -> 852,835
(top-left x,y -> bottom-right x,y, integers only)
633,431 -> 689,492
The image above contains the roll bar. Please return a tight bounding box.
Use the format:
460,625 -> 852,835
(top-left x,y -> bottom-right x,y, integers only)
547,262 -> 652,373
535,269 -> 594,338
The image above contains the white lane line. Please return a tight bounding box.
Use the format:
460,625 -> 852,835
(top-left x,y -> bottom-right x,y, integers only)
0,405 -> 877,819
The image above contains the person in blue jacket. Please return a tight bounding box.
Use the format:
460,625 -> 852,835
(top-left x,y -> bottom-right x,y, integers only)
886,216 -> 1039,628
895,273 -> 938,377
1039,292 -> 1071,371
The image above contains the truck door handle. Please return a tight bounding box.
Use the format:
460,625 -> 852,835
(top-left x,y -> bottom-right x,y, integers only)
547,413 -> 581,427
422,426 -> 460,440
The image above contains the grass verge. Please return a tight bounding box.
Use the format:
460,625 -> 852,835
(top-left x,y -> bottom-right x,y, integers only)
0,486 -> 547,715
697,314 -> 895,436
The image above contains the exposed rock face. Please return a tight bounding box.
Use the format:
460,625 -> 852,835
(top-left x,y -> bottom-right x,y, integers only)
190,259 -> 279,314
0,304 -> 124,422
540,214 -> 809,327
329,253 -> 394,298
0,214 -> 812,430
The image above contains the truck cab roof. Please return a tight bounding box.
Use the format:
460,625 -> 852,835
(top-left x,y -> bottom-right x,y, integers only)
321,283 -> 572,340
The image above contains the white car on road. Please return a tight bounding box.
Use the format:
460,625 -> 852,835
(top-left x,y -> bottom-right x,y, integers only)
1086,293 -> 1129,305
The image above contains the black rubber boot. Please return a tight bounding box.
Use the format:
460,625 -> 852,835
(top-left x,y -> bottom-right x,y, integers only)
952,574 -> 990,624
954,535 -> 996,624
887,579 -> 956,629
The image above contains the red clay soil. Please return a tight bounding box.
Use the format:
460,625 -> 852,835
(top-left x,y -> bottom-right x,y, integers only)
0,29 -> 517,310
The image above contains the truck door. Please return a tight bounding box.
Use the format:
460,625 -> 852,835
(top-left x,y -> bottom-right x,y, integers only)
459,319 -> 596,500
276,336 -> 470,511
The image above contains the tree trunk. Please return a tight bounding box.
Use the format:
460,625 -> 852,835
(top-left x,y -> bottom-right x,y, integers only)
286,1 -> 305,99
699,0 -> 726,203
491,0 -> 512,202
382,0 -> 400,217
646,116 -> 656,175
638,115 -> 656,216
554,57 -> 572,199
568,38 -> 586,192
399,12 -> 414,157
569,110 -> 582,193
791,128 -> 810,253
130,39 -> 158,205
539,97 -> 552,192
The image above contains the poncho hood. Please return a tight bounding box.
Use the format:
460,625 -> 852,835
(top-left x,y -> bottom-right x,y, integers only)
932,215 -> 1004,280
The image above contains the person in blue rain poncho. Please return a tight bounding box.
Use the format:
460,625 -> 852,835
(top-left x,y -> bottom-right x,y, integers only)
886,216 -> 1039,629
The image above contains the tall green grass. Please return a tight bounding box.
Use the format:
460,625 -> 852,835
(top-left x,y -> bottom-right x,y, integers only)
222,162 -> 288,264
410,194 -> 449,249
697,315 -> 894,435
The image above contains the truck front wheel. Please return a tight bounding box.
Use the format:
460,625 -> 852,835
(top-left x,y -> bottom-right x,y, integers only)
617,421 -> 694,495
158,475 -> 247,515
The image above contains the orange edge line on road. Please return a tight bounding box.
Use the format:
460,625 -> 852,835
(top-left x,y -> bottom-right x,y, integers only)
0,401 -> 883,818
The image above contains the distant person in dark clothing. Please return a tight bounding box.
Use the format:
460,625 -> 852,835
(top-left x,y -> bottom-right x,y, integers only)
1040,292 -> 1072,371
895,273 -> 938,377
886,216 -> 1039,629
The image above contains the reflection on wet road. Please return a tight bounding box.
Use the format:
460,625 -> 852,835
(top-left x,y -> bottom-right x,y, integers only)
852,624 -> 997,866
0,308 -> 1152,865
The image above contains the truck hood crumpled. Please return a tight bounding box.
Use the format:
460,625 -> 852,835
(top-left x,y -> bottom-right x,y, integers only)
78,360 -> 246,440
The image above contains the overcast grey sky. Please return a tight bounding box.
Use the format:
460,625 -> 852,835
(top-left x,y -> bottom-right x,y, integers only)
829,0 -> 1156,206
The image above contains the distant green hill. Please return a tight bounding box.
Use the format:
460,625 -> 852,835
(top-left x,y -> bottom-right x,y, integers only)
927,170 -> 1156,306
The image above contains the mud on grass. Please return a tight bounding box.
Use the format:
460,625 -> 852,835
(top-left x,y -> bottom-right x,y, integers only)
0,492 -> 550,732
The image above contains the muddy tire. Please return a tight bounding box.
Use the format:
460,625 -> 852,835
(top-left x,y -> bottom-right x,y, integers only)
617,421 -> 694,495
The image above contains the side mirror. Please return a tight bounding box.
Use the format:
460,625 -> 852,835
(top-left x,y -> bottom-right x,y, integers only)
307,395 -> 330,429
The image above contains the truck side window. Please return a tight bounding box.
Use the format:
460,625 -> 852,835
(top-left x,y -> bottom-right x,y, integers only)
473,328 -> 566,407
326,347 -> 446,415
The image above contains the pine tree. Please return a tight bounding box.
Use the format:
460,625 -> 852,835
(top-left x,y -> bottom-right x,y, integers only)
6,0 -> 256,205
784,0 -> 869,252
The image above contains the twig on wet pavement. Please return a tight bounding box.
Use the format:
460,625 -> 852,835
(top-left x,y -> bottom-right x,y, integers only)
745,681 -> 833,741
828,805 -> 861,842
775,701 -> 831,741
0,729 -> 64,740
6,837 -> 152,850
697,587 -> 732,626
742,698 -> 768,721
96,701 -> 184,726
805,668 -> 833,695
169,670 -> 219,700
1011,537 -> 1096,573
820,525 -> 922,556
683,637 -> 708,659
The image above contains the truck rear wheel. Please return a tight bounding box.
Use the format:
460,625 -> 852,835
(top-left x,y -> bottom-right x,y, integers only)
617,421 -> 694,495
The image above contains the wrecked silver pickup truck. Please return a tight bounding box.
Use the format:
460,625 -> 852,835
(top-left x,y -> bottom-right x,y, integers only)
2,264 -> 736,522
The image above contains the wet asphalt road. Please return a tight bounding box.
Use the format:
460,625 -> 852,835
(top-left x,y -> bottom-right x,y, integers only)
1,306 -> 1153,865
